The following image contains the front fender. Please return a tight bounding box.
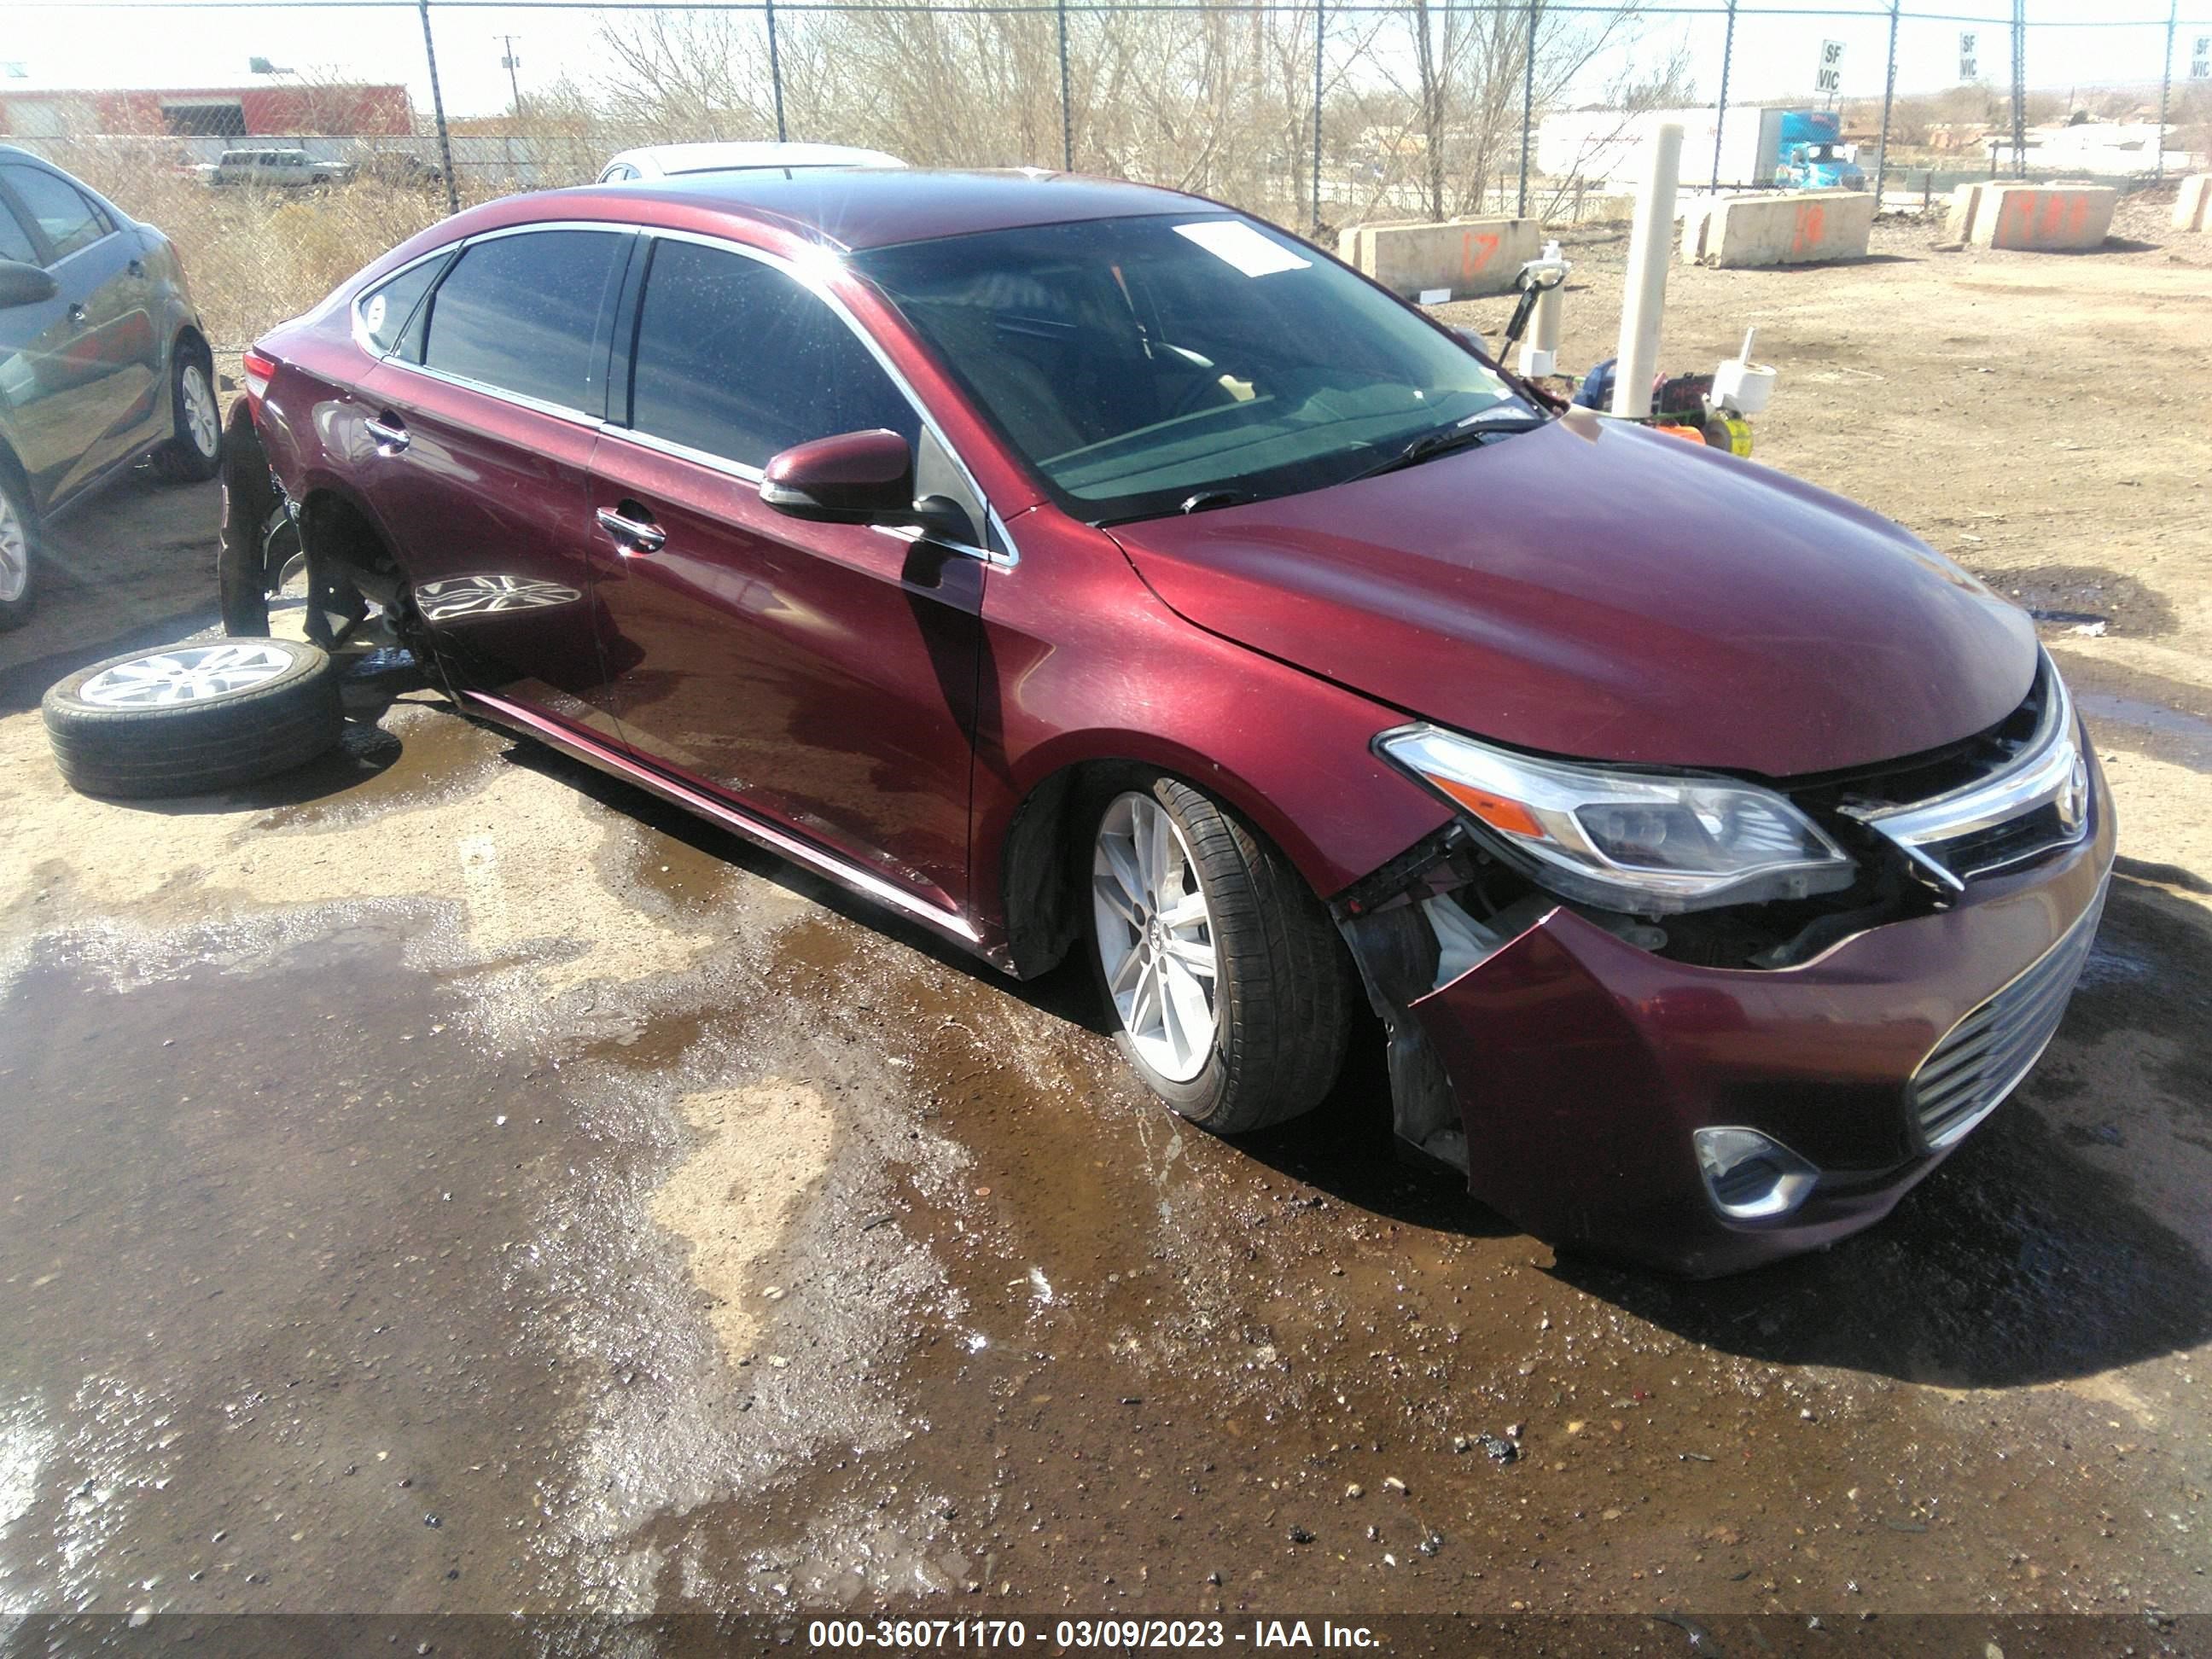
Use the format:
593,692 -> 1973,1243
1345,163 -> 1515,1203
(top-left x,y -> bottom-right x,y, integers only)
967,512 -> 1452,953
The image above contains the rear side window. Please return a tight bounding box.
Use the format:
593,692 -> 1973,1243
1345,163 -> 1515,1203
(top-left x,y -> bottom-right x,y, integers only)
0,199 -> 36,265
626,238 -> 918,470
422,229 -> 629,413
0,166 -> 108,261
359,256 -> 446,361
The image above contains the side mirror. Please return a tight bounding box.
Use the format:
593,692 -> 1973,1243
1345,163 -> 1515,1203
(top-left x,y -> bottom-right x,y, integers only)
761,428 -> 917,525
0,260 -> 59,310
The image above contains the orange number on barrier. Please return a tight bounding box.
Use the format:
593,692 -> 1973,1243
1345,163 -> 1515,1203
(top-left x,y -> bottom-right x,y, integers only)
2006,192 -> 2038,244
1460,230 -> 1499,278
2066,194 -> 2088,238
1792,201 -> 1827,255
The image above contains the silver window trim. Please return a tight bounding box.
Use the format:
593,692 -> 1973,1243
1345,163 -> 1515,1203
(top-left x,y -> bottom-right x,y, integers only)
625,224 -> 1016,568
353,220 -> 631,426
1842,653 -> 2088,892
352,218 -> 1021,568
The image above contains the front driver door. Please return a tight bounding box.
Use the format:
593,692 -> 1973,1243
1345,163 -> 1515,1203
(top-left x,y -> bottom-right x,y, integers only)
585,233 -> 988,917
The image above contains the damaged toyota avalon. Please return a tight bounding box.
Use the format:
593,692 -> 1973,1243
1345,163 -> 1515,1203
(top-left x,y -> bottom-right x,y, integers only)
236,170 -> 2113,1276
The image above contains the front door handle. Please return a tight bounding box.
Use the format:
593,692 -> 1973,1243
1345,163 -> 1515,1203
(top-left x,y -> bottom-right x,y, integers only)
596,504 -> 667,556
364,414 -> 410,452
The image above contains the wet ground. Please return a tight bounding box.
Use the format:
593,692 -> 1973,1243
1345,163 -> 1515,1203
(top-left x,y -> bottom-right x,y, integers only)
4,224 -> 2212,1628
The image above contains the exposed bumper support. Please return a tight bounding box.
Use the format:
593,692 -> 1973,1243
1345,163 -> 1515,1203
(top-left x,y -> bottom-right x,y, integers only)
1338,759 -> 2115,1277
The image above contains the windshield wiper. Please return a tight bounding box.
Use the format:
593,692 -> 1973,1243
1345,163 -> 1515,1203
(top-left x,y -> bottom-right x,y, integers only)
1178,489 -> 1254,515
1349,409 -> 1551,482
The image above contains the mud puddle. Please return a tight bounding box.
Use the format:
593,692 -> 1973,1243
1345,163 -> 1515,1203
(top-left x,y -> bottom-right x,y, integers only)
0,920 -> 595,1612
2,707 -> 2207,1621
618,888 -> 2212,1616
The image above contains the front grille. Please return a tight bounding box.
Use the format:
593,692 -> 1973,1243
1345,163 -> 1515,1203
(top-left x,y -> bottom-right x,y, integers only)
1908,887 -> 2105,1150
1833,654 -> 2089,893
1924,800 -> 2070,883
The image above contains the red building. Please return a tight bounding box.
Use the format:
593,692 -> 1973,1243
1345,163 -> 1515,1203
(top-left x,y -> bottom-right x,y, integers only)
0,84 -> 412,139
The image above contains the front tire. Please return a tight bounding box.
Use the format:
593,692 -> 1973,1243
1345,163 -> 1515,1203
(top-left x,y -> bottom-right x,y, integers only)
152,343 -> 223,483
1086,773 -> 1353,1134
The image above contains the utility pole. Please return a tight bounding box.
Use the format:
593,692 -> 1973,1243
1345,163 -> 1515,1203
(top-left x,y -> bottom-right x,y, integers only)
498,34 -> 522,115
417,0 -> 458,216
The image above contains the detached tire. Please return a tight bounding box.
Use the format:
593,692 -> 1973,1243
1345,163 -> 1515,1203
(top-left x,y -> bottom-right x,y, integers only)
1085,771 -> 1353,1134
44,639 -> 342,799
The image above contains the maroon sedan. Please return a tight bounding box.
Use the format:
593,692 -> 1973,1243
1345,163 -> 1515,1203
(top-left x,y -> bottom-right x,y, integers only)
240,171 -> 2111,1275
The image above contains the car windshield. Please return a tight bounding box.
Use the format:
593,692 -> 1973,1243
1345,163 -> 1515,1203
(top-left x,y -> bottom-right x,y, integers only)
853,212 -> 1533,524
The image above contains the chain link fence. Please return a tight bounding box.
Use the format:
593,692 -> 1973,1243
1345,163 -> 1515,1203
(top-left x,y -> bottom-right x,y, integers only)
7,0 -> 2209,351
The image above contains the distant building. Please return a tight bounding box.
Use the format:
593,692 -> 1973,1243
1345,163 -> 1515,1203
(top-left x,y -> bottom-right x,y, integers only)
0,83 -> 411,140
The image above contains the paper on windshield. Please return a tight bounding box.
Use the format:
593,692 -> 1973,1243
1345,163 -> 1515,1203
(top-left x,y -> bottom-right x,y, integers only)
1173,220 -> 1312,278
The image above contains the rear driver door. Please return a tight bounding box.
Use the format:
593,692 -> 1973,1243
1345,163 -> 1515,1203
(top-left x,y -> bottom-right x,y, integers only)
356,225 -> 635,742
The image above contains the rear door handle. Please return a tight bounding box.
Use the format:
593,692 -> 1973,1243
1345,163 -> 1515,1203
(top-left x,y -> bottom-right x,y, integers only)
364,414 -> 409,452
596,505 -> 667,556
126,258 -> 146,277
66,303 -> 86,327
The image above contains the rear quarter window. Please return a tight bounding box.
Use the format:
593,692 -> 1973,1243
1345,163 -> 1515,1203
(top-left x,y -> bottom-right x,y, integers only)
358,256 -> 447,362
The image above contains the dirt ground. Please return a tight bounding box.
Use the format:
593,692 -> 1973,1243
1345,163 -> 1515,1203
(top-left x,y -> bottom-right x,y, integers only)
2,206 -> 2209,1636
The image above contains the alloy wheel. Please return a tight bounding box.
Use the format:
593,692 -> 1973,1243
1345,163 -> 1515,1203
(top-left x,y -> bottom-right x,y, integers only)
0,491 -> 26,604
1092,790 -> 1220,1083
78,643 -> 294,708
181,362 -> 221,458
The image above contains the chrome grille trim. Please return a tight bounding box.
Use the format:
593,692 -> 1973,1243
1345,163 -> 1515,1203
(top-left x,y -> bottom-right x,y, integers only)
1843,653 -> 2089,891
1907,885 -> 2106,1151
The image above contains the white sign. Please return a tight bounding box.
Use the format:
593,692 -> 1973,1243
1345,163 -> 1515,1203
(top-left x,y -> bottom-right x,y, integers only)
1959,32 -> 1977,83
1814,39 -> 1845,98
1172,219 -> 1311,278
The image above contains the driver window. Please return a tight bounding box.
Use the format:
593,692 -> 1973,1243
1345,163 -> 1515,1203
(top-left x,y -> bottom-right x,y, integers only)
625,238 -> 920,472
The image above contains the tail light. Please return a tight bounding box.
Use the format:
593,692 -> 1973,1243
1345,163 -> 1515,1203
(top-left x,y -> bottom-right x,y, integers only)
241,347 -> 277,419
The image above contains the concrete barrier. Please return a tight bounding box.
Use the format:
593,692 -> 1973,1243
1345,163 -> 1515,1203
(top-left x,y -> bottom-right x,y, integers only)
1945,181 -> 2116,250
1336,217 -> 1541,300
1682,190 -> 1874,267
2176,174 -> 2212,234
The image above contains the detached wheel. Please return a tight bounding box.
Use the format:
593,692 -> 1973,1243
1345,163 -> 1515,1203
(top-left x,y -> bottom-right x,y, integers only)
1087,774 -> 1353,1133
152,344 -> 223,483
0,467 -> 36,632
43,639 -> 342,799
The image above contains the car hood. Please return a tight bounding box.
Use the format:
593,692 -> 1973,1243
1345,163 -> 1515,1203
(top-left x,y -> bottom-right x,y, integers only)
1106,408 -> 2036,777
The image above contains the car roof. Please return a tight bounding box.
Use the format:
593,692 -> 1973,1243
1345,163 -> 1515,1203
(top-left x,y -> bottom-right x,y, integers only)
552,167 -> 1215,252
603,142 -> 907,178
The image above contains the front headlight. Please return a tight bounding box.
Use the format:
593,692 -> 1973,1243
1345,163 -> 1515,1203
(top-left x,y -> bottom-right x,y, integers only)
1377,724 -> 1854,915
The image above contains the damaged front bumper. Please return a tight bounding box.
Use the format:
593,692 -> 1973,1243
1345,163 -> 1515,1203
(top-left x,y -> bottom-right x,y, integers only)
1340,771 -> 2116,1278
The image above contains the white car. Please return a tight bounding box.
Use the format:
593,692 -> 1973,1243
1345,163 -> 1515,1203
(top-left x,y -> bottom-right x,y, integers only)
595,142 -> 906,184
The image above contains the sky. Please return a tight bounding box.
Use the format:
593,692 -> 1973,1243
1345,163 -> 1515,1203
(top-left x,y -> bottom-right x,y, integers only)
2,0 -> 2206,124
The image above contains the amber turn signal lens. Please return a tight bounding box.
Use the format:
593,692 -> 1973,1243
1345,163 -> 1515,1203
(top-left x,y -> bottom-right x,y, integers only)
1428,776 -> 1545,839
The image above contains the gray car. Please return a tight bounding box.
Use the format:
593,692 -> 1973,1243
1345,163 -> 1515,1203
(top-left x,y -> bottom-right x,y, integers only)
0,145 -> 221,629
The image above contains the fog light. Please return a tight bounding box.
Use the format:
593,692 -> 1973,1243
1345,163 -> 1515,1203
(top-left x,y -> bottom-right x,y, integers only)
1692,1126 -> 1819,1220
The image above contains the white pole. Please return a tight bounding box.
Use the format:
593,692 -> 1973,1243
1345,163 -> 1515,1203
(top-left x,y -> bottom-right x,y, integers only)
1517,239 -> 1566,378
1611,122 -> 1683,419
